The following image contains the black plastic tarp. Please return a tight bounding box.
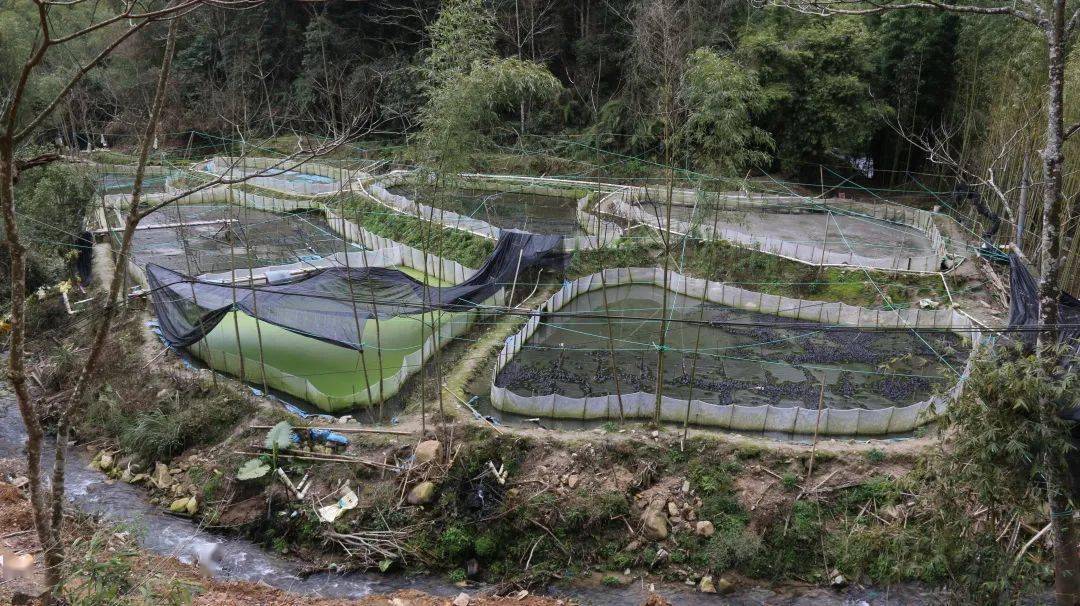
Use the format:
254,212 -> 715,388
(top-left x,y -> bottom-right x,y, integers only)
146,230 -> 566,351
1007,253 -> 1080,351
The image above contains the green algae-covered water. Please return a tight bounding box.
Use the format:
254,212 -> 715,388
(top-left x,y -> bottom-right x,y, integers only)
190,267 -> 472,412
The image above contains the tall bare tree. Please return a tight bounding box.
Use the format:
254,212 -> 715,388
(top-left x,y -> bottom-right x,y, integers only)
766,0 -> 1080,600
1,2 -> 369,601
630,0 -> 690,423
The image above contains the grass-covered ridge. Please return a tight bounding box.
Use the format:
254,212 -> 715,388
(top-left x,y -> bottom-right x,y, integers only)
335,193 -> 496,268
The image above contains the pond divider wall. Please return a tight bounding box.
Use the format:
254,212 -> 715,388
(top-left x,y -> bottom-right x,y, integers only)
490,267 -> 981,435
98,185 -> 497,408
600,185 -> 950,273
366,170 -> 624,252
84,162 -> 172,176
199,156 -> 364,195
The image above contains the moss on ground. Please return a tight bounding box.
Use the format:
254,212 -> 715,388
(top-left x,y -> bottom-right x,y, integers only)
682,240 -> 951,308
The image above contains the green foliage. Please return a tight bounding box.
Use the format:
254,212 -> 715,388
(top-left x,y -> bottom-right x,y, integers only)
438,525 -> 476,560
82,377 -> 255,463
684,239 -> 945,306
336,194 -> 495,267
237,458 -> 271,481
676,48 -> 773,175
418,0 -> 497,92
418,58 -> 562,171
567,240 -> 655,278
62,533 -> 135,606
416,0 -> 561,171
447,568 -> 468,583
738,11 -> 890,170
1,163 -> 94,305
61,527 -> 198,605
265,421 -> 294,450
866,448 -> 886,463
474,532 -> 499,560
936,344 -> 1077,510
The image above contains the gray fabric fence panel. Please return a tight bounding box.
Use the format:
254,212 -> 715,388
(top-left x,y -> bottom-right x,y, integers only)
489,267 -> 981,435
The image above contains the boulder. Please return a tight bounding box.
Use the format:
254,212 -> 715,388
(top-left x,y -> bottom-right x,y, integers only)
698,575 -> 716,593
186,496 -> 198,515
666,502 -> 679,518
98,452 -> 114,471
566,474 -> 580,489
830,570 -> 847,588
152,462 -> 173,490
695,521 -> 715,537
642,510 -> 669,541
413,440 -> 442,465
716,576 -> 734,593
452,592 -> 471,606
406,481 -> 437,505
169,497 -> 191,513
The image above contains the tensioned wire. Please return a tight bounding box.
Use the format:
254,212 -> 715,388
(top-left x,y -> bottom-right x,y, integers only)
28,200 -> 962,296
73,144 -> 972,393
79,179 -> 967,304
760,171 -> 961,377
91,159 -> 946,256
143,274 -> 1029,334
85,128 -> 956,198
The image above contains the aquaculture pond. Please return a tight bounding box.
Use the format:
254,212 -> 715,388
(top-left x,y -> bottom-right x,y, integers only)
388,185 -> 585,236
657,202 -> 935,259
189,268 -> 470,413
495,284 -> 967,410
96,172 -> 170,194
201,160 -> 343,194
118,204 -> 343,274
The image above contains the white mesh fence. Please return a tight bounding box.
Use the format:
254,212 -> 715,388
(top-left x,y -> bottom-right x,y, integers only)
365,171 -> 624,251
98,185 -> 493,408
600,186 -> 949,273
490,267 -> 981,435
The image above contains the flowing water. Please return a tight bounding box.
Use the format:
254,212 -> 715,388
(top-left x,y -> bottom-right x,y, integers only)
495,284 -> 966,410
0,392 -> 957,604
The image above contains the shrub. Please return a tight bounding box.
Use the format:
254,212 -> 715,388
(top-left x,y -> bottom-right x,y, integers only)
438,525 -> 475,560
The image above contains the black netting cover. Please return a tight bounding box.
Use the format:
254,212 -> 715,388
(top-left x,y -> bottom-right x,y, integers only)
1008,253 -> 1080,351
146,230 -> 566,351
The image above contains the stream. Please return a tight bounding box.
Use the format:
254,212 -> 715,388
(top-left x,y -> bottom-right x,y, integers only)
0,393 -> 946,604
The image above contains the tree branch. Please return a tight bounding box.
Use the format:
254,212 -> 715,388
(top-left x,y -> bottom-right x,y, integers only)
12,152 -> 63,183
764,0 -> 1041,27
1064,121 -> 1080,142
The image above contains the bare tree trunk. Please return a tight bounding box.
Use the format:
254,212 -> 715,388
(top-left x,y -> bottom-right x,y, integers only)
1037,10 -> 1079,604
1016,154 -> 1030,248
0,136 -> 57,600
43,20 -> 181,598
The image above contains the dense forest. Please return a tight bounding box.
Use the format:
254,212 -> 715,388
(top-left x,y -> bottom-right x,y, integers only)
4,0 -> 1065,184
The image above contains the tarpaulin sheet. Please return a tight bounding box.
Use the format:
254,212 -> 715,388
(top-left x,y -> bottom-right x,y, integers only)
1008,253 -> 1080,351
146,230 -> 565,351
